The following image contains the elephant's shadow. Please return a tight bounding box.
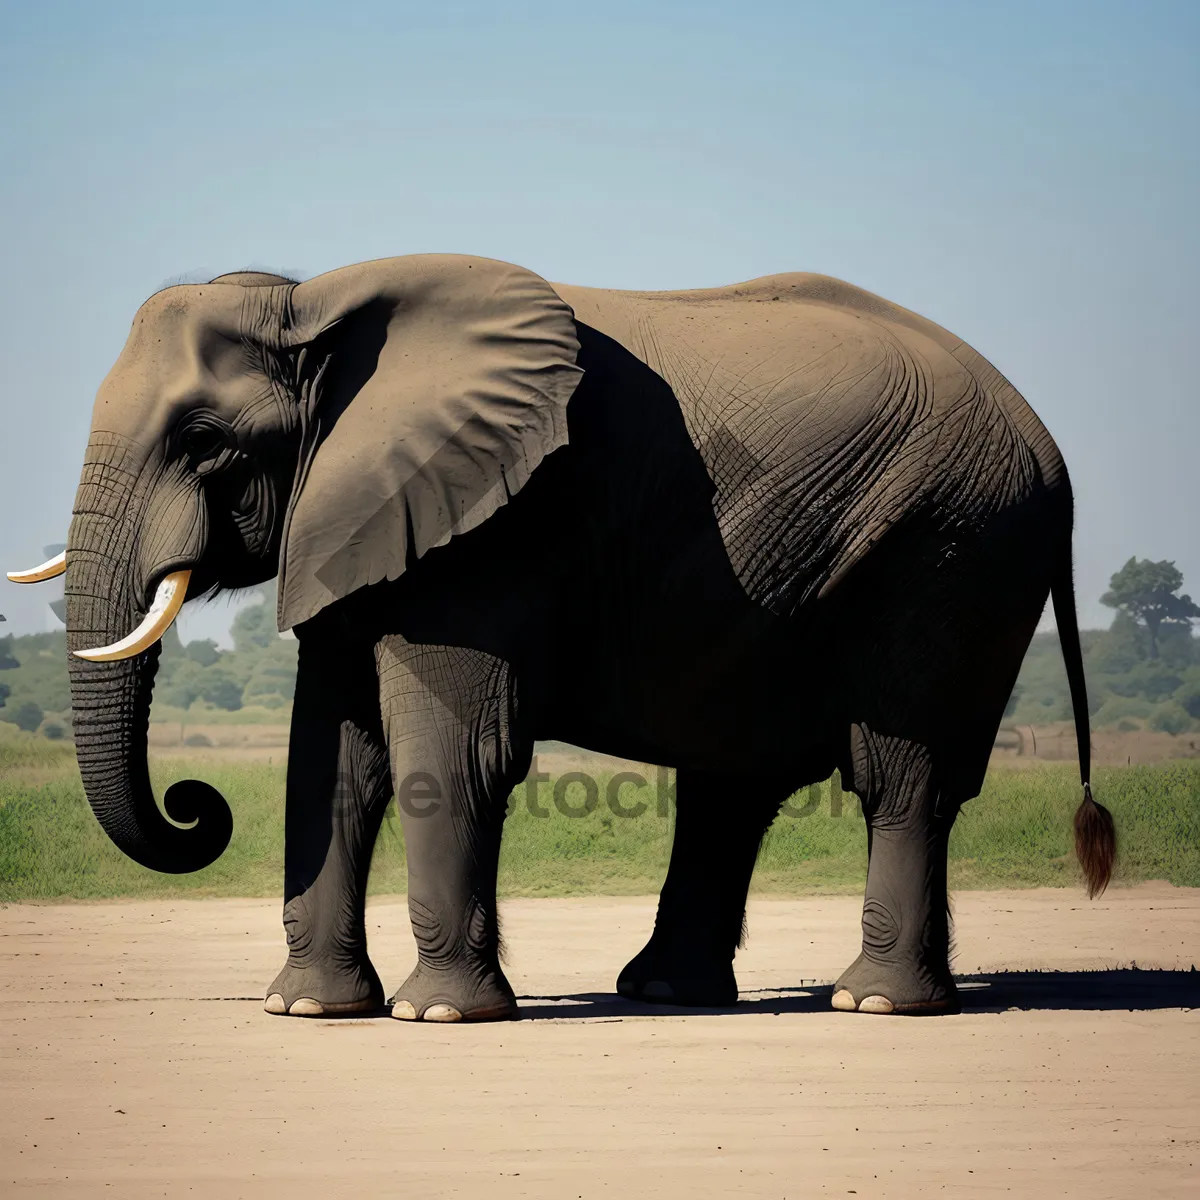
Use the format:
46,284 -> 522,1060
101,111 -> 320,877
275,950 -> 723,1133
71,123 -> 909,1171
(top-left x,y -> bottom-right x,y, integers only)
513,969 -> 1199,1019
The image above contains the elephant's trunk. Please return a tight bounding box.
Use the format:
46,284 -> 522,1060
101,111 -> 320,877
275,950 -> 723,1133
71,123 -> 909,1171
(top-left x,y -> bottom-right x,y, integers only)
65,444 -> 231,874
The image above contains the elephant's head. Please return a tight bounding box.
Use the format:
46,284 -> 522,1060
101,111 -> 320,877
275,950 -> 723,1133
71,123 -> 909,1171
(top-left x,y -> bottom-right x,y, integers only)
9,256 -> 582,873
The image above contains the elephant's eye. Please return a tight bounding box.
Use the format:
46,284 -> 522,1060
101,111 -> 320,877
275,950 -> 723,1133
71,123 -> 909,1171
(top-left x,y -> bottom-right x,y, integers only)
180,422 -> 232,465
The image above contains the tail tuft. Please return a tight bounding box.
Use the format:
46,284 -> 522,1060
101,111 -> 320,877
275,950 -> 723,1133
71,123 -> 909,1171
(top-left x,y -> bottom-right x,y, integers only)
1073,783 -> 1116,898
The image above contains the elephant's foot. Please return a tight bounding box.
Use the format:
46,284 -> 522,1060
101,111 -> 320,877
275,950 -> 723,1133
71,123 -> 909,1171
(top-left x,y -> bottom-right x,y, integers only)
616,936 -> 738,1007
389,960 -> 518,1023
831,951 -> 959,1016
264,956 -> 385,1018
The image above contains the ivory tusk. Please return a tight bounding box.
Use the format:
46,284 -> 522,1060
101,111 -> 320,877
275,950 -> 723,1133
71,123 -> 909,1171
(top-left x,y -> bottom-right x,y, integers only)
73,570 -> 192,662
7,550 -> 67,584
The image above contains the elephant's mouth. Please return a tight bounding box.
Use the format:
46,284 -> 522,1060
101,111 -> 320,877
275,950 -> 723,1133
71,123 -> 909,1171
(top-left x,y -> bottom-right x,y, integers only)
71,569 -> 192,661
8,552 -> 192,662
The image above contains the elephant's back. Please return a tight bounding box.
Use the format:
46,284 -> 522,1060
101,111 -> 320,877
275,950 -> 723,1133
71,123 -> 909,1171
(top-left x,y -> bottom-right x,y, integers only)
553,273 -> 1011,437
553,271 -> 964,356
554,275 -> 905,464
552,274 -> 1065,618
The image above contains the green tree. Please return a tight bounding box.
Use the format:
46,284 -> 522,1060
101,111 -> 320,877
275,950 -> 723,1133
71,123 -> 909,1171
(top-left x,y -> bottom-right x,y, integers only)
159,659 -> 206,710
242,641 -> 298,702
231,584 -> 278,653
3,700 -> 44,732
1149,704 -> 1192,735
0,681 -> 9,708
1101,558 -> 1200,660
0,634 -> 19,670
1157,621 -> 1199,670
0,633 -> 69,712
184,639 -> 221,668
199,666 -> 244,711
1178,671 -> 1200,720
1107,661 -> 1183,702
1088,611 -> 1146,673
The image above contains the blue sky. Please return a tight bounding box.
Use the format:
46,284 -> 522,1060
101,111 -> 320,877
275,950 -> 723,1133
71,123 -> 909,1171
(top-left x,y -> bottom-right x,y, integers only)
1,1 -> 1197,642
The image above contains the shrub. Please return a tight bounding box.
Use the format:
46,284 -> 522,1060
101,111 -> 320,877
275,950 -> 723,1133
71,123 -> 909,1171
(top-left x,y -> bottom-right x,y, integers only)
1090,694 -> 1154,727
184,639 -> 221,668
1177,675 -> 1200,720
198,669 -> 244,712
1108,662 -> 1183,702
232,598 -> 277,652
1088,611 -> 1147,674
183,733 -> 214,747
2,700 -> 44,733
0,635 -> 19,670
42,722 -> 65,740
159,659 -> 205,709
242,640 -> 298,702
1149,704 -> 1193,735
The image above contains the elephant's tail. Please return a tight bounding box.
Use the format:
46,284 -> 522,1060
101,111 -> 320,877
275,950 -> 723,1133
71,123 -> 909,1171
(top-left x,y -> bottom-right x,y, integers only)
1051,537 -> 1116,898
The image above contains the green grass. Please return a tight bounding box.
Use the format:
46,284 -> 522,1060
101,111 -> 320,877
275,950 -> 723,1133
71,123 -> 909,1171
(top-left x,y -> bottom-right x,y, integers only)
1,730 -> 1198,901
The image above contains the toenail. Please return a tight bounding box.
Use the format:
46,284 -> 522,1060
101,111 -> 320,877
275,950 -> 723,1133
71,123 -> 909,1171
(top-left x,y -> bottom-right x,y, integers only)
422,1003 -> 463,1022
858,994 -> 895,1014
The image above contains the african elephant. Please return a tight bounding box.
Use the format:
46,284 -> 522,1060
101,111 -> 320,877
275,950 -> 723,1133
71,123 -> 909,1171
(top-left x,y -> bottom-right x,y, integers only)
10,255 -> 1115,1020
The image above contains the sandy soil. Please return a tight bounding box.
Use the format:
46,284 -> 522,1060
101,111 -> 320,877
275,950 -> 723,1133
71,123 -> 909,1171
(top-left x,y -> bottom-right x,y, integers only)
2,886 -> 1197,1198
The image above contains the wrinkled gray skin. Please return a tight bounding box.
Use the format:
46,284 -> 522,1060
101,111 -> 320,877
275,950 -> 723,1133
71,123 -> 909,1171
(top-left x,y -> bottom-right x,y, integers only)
63,256 -> 1098,1020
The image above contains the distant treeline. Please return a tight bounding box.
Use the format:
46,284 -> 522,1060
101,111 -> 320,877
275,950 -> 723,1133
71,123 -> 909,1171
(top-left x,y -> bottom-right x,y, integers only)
1008,614 -> 1198,734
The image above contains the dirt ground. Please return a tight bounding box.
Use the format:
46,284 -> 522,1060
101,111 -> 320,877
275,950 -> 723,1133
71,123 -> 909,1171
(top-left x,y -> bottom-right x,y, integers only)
1,887 -> 1196,1198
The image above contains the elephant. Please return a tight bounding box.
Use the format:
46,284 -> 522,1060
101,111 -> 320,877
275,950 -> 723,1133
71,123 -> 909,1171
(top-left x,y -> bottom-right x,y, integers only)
10,254 -> 1115,1021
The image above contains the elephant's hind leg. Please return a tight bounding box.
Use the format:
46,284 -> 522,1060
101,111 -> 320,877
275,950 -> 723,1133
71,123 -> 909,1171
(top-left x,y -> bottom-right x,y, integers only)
618,769 -> 791,1006
377,638 -> 531,1023
266,637 -> 393,1017
832,727 -> 959,1016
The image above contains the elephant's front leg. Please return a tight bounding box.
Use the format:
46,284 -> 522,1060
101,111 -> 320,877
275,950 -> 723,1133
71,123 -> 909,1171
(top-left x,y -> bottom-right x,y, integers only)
265,636 -> 393,1017
377,637 -> 532,1023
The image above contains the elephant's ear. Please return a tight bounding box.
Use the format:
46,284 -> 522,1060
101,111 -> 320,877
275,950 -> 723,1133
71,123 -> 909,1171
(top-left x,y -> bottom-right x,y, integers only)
276,255 -> 582,630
